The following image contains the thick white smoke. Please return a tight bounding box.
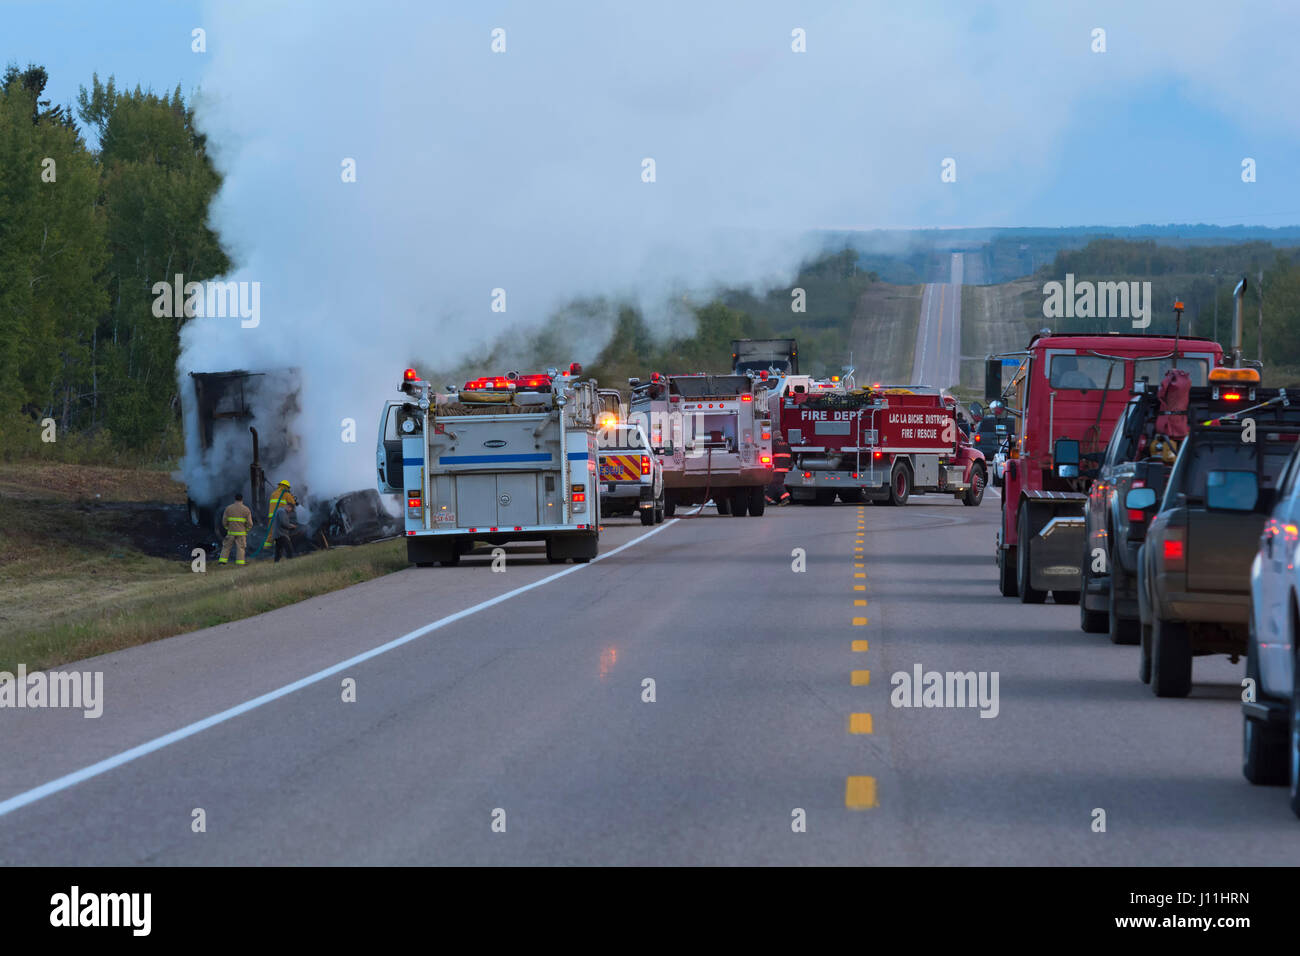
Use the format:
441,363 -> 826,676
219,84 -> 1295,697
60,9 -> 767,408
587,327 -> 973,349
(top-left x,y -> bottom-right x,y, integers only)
179,0 -> 1300,501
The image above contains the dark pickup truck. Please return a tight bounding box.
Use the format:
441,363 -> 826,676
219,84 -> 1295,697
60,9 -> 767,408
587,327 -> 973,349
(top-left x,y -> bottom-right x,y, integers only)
1080,384 -> 1220,644
1135,385 -> 1300,697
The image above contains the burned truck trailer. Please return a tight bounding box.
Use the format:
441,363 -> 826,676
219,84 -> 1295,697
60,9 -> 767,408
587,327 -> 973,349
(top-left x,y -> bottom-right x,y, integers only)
181,369 -> 397,547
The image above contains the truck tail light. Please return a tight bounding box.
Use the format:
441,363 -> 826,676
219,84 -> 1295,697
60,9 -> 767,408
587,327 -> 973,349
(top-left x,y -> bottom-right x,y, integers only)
761,456 -> 772,464
1163,532 -> 1185,571
640,455 -> 650,475
873,451 -> 882,459
761,432 -> 771,441
1127,508 -> 1146,524
741,395 -> 753,402
407,497 -> 421,509
572,492 -> 586,502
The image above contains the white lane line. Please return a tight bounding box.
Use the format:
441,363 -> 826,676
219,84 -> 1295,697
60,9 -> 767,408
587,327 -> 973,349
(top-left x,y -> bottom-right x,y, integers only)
0,520 -> 680,819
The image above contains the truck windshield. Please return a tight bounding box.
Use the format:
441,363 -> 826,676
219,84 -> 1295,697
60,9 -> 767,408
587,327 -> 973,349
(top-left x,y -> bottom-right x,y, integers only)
1048,355 -> 1126,390
1133,357 -> 1210,387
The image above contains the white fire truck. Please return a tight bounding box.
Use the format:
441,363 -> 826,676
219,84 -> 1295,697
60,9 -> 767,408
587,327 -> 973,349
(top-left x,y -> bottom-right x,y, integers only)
378,364 -> 602,565
628,371 -> 775,517
781,385 -> 986,506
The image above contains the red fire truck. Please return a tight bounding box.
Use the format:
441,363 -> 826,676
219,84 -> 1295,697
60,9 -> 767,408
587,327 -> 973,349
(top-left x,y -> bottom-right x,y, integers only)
780,384 -> 987,506
991,332 -> 1224,603
628,371 -> 775,516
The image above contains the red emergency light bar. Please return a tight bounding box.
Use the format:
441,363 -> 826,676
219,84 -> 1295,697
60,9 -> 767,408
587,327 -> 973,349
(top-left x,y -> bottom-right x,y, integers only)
404,368 -> 420,381
1221,391 -> 1242,402
741,395 -> 753,402
464,376 -> 515,390
514,374 -> 553,389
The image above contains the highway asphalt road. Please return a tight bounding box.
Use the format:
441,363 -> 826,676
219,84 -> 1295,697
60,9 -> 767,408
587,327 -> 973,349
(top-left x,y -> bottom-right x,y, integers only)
1,490 -> 1296,865
911,252 -> 964,389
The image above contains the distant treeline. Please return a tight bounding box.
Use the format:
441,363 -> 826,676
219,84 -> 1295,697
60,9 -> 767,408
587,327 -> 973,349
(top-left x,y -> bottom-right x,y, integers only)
0,65 -> 227,462
437,248 -> 877,395
1034,238 -> 1300,369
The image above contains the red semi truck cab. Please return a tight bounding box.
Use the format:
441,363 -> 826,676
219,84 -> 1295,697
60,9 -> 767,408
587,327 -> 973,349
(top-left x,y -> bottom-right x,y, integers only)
993,332 -> 1224,603
780,384 -> 987,506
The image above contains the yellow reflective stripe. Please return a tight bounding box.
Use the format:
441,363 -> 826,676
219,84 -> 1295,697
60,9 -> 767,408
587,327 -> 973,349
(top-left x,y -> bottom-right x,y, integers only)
226,517 -> 247,523
227,531 -> 247,536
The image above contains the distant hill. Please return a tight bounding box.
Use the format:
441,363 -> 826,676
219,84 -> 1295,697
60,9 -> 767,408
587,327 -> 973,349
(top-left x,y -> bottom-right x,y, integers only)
815,225 -> 1300,285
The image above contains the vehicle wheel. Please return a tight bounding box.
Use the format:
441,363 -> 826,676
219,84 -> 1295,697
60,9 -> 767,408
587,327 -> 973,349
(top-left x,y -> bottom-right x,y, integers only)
437,552 -> 460,567
415,561 -> 434,568
1139,620 -> 1153,684
640,504 -> 655,526
813,490 -> 836,506
572,556 -> 592,563
1243,633 -> 1288,784
1053,590 -> 1080,605
962,466 -> 985,506
1017,507 -> 1046,604
1108,570 -> 1139,645
1079,564 -> 1108,632
654,493 -> 665,523
887,462 -> 911,506
664,495 -> 676,518
1150,616 -> 1192,698
748,485 -> 766,516
730,488 -> 749,517
998,547 -> 1019,597
838,488 -> 864,503
716,495 -> 731,516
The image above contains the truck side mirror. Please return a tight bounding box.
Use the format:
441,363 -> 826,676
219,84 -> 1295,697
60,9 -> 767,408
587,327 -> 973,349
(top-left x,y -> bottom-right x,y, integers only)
1205,470 -> 1259,512
1053,437 -> 1081,478
1125,487 -> 1157,510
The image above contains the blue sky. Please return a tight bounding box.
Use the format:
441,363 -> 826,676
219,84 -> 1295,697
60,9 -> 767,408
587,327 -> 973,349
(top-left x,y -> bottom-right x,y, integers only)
5,0 -> 1298,232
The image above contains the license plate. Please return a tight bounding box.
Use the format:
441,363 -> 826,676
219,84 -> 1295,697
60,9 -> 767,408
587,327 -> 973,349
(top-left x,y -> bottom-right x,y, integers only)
434,511 -> 455,524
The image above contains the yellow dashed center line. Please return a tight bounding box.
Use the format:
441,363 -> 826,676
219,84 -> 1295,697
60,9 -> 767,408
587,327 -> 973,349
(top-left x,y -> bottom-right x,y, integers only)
854,584 -> 865,591
852,616 -> 867,626
849,713 -> 873,734
854,599 -> 867,606
851,639 -> 869,651
851,669 -> 871,685
845,776 -> 878,809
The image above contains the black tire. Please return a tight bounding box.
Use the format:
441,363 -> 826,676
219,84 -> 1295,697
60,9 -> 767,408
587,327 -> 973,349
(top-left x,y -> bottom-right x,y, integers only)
437,552 -> 460,567
716,495 -> 731,516
415,561 -> 434,568
813,490 -> 836,506
962,465 -> 985,506
640,504 -> 655,526
1243,632 -> 1288,785
748,485 -> 766,516
654,493 -> 665,524
664,495 -> 677,518
838,488 -> 864,503
887,462 -> 911,506
730,488 -> 749,517
1151,616 -> 1192,698
1139,621 -> 1153,684
1017,507 -> 1046,604
1079,563 -> 1108,633
1053,590 -> 1080,605
1108,569 -> 1139,645
998,547 -> 1019,597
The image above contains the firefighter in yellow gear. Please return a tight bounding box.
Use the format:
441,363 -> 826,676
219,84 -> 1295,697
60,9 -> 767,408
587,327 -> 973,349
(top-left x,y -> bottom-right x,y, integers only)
263,479 -> 297,548
219,493 -> 254,566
